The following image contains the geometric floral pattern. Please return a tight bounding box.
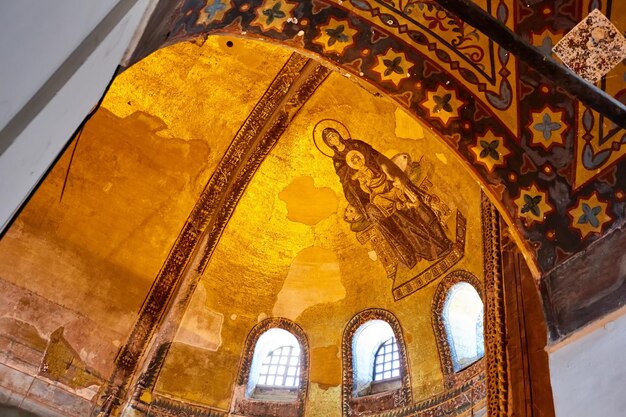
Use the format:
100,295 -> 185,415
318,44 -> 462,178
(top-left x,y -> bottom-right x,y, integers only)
251,0 -> 297,32
514,184 -> 554,225
196,0 -> 234,25
529,107 -> 566,150
575,107 -> 626,188
531,29 -> 563,59
313,18 -> 358,56
470,130 -> 512,173
372,49 -> 414,87
420,85 -> 465,128
568,192 -> 612,239
342,0 -> 518,133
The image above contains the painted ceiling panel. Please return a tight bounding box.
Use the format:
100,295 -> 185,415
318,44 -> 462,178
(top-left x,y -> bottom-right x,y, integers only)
167,0 -> 626,278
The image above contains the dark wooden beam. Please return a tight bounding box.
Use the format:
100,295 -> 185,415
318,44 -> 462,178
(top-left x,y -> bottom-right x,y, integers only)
433,0 -> 626,130
541,224 -> 626,341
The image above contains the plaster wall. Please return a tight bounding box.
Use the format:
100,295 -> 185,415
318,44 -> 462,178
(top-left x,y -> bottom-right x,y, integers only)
548,308 -> 626,417
0,0 -> 152,233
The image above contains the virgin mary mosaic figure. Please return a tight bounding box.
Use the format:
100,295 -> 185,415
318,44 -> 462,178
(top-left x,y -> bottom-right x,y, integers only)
315,123 -> 452,277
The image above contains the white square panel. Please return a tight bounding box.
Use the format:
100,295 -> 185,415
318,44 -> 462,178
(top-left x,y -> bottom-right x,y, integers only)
553,9 -> 626,82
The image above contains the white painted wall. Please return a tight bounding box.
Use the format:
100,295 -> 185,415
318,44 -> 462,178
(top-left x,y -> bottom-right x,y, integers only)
549,308 -> 626,417
0,0 -> 153,233
0,1 -> 120,128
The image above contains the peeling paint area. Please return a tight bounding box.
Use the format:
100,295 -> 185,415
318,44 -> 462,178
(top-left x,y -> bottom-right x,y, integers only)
394,108 -> 424,140
273,247 -> 346,320
309,345 -> 342,388
175,283 -> 224,352
279,176 -> 338,225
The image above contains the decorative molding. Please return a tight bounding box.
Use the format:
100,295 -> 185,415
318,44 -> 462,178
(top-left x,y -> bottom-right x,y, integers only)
392,211 -> 466,300
431,270 -> 485,389
195,59 -> 333,274
137,373 -> 485,417
132,341 -> 171,400
97,54 -> 330,415
372,372 -> 485,417
133,393 -> 228,417
480,191 -> 508,417
342,309 -> 412,417
232,317 -> 310,417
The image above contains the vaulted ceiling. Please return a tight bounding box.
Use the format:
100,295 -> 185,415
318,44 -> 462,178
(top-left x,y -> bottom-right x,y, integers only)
1,1 -> 624,415
137,0 -> 626,277
0,35 -> 490,415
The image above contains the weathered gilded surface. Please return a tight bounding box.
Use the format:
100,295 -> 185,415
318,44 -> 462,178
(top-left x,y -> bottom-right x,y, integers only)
0,36 -> 293,413
100,50 -> 329,412
144,57 -> 487,415
162,0 -> 626,279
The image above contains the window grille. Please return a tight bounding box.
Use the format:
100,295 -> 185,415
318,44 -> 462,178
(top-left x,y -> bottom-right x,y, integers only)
373,337 -> 400,381
257,345 -> 301,388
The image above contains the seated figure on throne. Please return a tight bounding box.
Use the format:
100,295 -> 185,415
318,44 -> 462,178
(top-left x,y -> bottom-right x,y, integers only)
321,127 -> 452,276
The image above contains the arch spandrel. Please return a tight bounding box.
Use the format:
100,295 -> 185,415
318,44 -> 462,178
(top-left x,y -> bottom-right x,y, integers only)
156,0 -> 626,276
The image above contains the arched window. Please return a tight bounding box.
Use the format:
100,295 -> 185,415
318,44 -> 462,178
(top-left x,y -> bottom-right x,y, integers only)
432,270 -> 485,388
443,282 -> 484,371
247,328 -> 301,399
352,320 -> 402,395
342,310 -> 412,416
232,319 -> 309,417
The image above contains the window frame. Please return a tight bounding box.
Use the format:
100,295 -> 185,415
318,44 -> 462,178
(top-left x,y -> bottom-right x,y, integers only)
342,309 -> 412,416
372,336 -> 401,382
232,318 -> 309,417
432,270 -> 485,389
256,344 -> 301,389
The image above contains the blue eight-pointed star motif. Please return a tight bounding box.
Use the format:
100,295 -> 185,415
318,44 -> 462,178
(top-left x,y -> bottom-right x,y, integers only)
577,203 -> 602,228
534,113 -> 562,140
205,0 -> 227,20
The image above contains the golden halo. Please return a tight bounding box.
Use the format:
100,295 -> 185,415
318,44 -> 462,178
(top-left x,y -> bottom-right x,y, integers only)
312,119 -> 352,158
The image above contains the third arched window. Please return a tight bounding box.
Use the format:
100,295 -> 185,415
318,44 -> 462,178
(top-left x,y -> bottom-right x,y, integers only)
443,282 -> 485,372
